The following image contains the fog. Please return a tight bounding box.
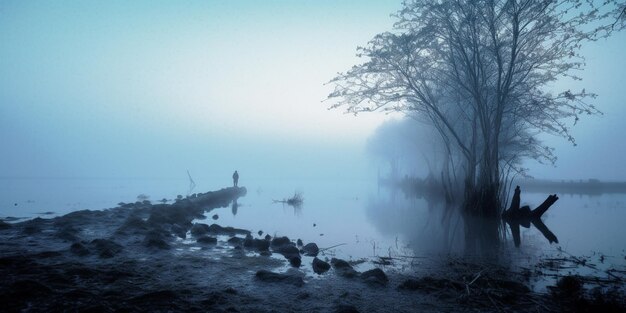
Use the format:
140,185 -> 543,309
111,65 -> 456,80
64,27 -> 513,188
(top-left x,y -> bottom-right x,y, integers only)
1,2 -> 626,311
0,1 -> 401,182
366,34 -> 626,182
2,1 -> 625,184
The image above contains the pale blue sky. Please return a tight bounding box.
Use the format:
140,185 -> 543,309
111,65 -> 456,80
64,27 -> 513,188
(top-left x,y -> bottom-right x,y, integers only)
0,1 -> 624,181
0,1 -> 400,180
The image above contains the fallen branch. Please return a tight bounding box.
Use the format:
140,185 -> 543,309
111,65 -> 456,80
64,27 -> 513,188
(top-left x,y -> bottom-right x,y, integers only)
319,243 -> 347,252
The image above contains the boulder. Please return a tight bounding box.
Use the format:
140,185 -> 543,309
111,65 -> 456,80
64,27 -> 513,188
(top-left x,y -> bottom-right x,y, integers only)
227,236 -> 244,246
270,236 -> 291,248
143,231 -> 170,250
275,245 -> 300,259
117,215 -> 147,233
208,224 -> 250,236
331,258 -> 358,278
244,236 -> 270,251
170,224 -> 187,239
361,268 -> 388,286
190,223 -> 210,237
289,256 -> 302,268
312,257 -> 331,274
197,236 -> 217,245
302,243 -> 319,257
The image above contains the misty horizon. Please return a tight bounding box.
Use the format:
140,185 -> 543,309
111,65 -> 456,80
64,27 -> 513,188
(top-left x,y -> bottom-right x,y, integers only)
1,1 -> 625,183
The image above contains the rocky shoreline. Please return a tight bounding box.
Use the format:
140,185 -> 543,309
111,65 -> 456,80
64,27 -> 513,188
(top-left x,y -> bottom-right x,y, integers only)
1,186 -> 624,312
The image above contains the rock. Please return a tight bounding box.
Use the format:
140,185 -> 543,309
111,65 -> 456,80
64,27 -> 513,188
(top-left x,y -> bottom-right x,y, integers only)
331,258 -> 358,278
118,215 -> 147,233
243,234 -> 270,251
256,239 -> 270,251
312,257 -> 331,274
255,270 -> 304,287
258,230 -> 263,236
270,236 -> 291,248
330,258 -> 351,269
227,236 -> 244,246
190,223 -> 210,237
53,210 -> 99,228
170,224 -> 187,239
143,230 -> 170,250
276,245 -> 300,259
296,239 -> 303,246
208,224 -> 251,236
70,242 -> 90,256
90,239 -> 123,258
243,234 -> 254,247
147,203 -> 198,227
302,243 -> 319,257
212,214 -> 219,220
289,256 -> 302,268
361,268 -> 388,286
197,236 -> 217,245
264,234 -> 272,241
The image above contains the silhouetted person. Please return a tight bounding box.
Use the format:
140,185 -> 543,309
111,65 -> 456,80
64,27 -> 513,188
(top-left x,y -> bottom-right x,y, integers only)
232,170 -> 239,187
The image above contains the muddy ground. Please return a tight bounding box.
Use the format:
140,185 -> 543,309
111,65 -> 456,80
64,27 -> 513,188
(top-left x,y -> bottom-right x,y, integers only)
1,187 -> 624,312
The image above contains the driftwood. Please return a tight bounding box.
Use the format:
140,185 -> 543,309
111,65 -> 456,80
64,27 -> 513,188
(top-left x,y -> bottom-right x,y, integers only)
502,186 -> 559,247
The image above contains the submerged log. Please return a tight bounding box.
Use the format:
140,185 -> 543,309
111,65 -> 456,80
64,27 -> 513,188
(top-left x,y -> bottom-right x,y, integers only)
502,186 -> 558,220
502,186 -> 559,247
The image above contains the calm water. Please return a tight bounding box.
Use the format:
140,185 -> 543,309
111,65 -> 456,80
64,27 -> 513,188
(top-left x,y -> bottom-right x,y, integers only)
2,177 -> 625,272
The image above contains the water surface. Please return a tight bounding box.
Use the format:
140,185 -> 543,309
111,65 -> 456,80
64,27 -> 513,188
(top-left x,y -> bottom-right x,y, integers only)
2,177 -> 625,279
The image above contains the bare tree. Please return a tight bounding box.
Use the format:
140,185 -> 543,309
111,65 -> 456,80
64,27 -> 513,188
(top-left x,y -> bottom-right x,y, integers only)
328,0 -> 623,250
330,0 -> 620,208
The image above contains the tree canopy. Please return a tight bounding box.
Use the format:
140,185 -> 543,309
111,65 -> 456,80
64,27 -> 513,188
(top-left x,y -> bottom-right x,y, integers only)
328,0 -> 624,214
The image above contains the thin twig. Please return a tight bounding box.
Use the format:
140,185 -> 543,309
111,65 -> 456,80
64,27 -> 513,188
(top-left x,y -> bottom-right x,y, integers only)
319,243 -> 347,252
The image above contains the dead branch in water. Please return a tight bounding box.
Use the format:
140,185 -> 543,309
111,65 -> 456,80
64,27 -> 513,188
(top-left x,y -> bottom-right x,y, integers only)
272,191 -> 304,207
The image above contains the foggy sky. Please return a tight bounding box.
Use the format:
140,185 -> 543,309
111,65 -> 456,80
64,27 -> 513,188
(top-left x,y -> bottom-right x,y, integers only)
0,1 -> 400,181
1,1 -> 625,182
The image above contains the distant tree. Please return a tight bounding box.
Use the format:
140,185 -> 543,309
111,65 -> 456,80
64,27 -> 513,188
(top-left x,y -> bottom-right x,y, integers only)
328,0 -> 624,250
366,117 -> 441,180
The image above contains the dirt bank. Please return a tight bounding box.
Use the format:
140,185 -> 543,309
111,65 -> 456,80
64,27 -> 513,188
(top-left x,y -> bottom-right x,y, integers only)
1,187 -> 623,312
